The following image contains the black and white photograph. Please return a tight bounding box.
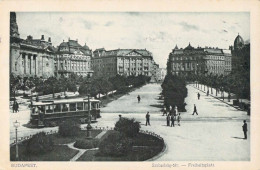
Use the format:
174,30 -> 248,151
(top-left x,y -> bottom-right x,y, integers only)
1,0 -> 260,169
8,11 -> 251,162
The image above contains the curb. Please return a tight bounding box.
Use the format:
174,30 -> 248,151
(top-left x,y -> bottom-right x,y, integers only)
189,84 -> 245,112
145,140 -> 167,161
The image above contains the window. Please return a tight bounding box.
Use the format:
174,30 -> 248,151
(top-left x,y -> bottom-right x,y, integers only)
69,103 -> 76,111
77,102 -> 83,111
54,104 -> 61,112
46,105 -> 54,113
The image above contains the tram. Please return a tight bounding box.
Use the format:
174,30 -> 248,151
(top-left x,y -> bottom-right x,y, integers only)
30,98 -> 101,127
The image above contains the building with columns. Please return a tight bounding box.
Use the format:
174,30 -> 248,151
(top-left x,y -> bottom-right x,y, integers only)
167,43 -> 232,76
92,48 -> 155,77
10,12 -> 56,78
55,39 -> 93,78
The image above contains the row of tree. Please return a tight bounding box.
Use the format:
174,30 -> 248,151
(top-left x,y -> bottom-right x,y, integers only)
161,74 -> 188,112
10,73 -> 151,98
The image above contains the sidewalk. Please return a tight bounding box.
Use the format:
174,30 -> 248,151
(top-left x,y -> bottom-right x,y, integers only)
189,83 -> 250,112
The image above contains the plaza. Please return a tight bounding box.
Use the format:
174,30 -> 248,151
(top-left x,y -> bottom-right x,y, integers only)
10,83 -> 250,161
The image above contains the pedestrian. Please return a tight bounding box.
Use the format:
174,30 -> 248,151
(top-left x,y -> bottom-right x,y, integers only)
146,112 -> 150,126
12,101 -> 16,113
192,104 -> 198,115
166,114 -> 170,126
242,120 -> 248,139
16,102 -> 19,112
197,93 -> 200,100
228,93 -> 231,102
119,114 -> 122,120
174,106 -> 178,117
207,90 -> 209,96
170,114 -> 175,127
177,113 -> 181,126
163,106 -> 167,116
137,95 -> 141,103
169,105 -> 173,116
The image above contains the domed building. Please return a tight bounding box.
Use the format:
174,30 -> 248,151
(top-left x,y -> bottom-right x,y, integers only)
230,34 -> 250,73
234,34 -> 244,50
55,39 -> 93,78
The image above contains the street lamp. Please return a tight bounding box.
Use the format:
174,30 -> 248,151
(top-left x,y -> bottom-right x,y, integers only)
86,94 -> 92,138
13,120 -> 20,161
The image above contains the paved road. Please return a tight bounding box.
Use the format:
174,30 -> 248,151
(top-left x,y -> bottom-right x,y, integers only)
10,83 -> 250,161
95,83 -> 250,161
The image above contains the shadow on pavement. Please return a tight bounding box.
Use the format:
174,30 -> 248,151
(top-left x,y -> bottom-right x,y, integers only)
232,137 -> 245,140
150,104 -> 163,108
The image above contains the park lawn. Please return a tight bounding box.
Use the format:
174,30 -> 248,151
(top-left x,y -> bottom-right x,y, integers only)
10,129 -> 102,161
10,144 -> 78,161
77,132 -> 164,161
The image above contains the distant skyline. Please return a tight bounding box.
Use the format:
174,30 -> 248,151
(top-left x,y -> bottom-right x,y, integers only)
16,12 -> 250,68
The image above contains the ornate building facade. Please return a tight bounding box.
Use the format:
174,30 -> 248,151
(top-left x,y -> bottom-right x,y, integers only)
167,43 -> 232,76
10,12 -> 56,78
55,39 -> 93,78
92,48 -> 156,77
229,34 -> 250,73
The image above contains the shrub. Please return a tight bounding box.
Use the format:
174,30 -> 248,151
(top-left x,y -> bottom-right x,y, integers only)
114,118 -> 140,138
58,120 -> 80,137
74,139 -> 99,149
26,132 -> 54,155
99,131 -> 133,156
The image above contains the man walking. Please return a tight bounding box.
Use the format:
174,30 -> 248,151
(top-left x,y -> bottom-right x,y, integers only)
137,95 -> 141,103
146,112 -> 150,126
170,114 -> 175,127
192,104 -> 198,115
242,120 -> 248,139
197,93 -> 200,100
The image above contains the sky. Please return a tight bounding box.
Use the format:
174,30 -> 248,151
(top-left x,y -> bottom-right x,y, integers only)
16,12 -> 250,68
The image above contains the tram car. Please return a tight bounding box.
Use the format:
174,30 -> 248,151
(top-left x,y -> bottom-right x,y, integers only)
30,98 -> 101,127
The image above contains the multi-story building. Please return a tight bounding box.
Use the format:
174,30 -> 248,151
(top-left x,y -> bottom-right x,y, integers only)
157,68 -> 167,81
92,48 -> 155,77
55,39 -> 93,78
229,34 -> 250,73
150,61 -> 159,82
10,12 -> 56,78
167,43 -> 232,76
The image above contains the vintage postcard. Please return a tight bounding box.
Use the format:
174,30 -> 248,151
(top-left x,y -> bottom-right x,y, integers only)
0,0 -> 260,170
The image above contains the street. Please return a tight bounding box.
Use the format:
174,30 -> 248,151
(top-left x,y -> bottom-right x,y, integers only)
10,83 -> 250,161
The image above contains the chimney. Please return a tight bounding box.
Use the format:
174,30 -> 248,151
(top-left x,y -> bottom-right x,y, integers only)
41,35 -> 44,40
48,37 -> 51,42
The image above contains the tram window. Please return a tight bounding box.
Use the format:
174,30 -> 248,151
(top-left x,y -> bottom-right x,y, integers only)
54,104 -> 61,112
91,103 -> 96,109
77,103 -> 83,110
38,106 -> 45,114
46,105 -> 54,113
70,103 -> 76,111
84,102 -> 89,110
62,104 -> 69,112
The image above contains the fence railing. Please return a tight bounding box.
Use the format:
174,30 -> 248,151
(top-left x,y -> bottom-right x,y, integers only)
10,126 -> 164,146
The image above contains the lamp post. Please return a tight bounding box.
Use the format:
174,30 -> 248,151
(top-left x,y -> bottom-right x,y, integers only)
13,120 -> 20,161
86,94 -> 92,138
